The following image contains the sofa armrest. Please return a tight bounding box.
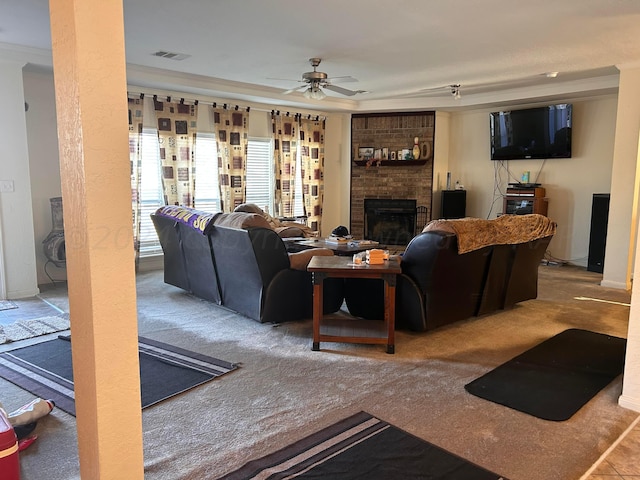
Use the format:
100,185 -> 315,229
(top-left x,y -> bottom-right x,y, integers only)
288,248 -> 333,270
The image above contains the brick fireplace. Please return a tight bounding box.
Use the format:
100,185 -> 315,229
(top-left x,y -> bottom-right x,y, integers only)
364,198 -> 417,245
350,112 -> 435,244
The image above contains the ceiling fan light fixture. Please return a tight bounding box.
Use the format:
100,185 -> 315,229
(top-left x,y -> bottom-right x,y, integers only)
303,81 -> 326,100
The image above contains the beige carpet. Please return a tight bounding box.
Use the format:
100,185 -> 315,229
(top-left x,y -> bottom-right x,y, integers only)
2,265 -> 637,480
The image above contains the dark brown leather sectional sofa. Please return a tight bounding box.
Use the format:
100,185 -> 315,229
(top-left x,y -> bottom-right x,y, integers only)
345,214 -> 556,331
151,206 -> 343,323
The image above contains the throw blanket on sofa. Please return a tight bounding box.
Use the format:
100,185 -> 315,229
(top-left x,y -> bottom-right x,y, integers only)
423,214 -> 557,254
154,205 -> 217,233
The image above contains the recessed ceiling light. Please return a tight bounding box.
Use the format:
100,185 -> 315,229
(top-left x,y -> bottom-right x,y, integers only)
545,72 -> 559,78
152,51 -> 191,61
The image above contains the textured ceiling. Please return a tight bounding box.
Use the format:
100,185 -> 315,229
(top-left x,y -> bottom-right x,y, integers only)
1,0 -> 638,111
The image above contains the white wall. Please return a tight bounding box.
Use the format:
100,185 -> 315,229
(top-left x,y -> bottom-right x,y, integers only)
447,96 -> 618,266
432,111 -> 452,219
23,68 -> 64,285
0,61 -> 39,298
322,113 -> 351,236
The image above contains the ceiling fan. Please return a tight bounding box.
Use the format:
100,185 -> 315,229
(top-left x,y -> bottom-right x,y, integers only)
276,58 -> 366,99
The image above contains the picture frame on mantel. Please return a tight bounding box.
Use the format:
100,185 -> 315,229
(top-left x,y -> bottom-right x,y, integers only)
358,146 -> 374,160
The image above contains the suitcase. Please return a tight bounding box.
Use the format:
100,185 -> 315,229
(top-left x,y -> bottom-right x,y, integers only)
0,408 -> 20,480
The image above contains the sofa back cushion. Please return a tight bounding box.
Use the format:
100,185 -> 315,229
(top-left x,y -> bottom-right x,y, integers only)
401,231 -> 492,328
150,214 -> 190,291
177,223 -> 221,304
208,226 -> 290,321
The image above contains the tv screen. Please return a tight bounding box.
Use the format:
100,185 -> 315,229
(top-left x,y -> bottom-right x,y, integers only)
490,104 -> 572,160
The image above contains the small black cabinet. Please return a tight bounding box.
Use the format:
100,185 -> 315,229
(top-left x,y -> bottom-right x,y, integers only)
441,190 -> 466,219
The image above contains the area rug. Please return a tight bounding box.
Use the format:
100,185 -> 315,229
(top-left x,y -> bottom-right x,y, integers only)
0,313 -> 70,344
0,335 -> 238,416
218,411 -> 508,479
0,300 -> 18,311
464,328 -> 626,421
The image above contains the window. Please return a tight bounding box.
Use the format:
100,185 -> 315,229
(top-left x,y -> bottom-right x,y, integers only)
194,133 -> 221,212
136,134 -> 273,257
138,129 -> 164,257
293,149 -> 305,217
245,138 -> 274,214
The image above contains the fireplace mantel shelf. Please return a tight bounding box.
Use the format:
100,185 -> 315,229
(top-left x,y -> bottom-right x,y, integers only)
353,159 -> 427,167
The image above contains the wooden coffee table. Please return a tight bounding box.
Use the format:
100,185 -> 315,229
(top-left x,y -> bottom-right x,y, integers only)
307,255 -> 401,354
291,238 -> 385,256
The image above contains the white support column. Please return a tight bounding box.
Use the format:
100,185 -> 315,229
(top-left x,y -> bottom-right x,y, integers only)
617,65 -> 640,412
601,66 -> 640,290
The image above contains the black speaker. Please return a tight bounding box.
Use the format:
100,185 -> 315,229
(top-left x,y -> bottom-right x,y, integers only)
587,193 -> 610,273
441,190 -> 466,219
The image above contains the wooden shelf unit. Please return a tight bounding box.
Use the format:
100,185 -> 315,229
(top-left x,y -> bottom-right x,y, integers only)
353,159 -> 427,167
503,186 -> 548,216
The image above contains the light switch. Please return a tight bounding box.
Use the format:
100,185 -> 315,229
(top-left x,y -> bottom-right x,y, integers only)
0,180 -> 15,193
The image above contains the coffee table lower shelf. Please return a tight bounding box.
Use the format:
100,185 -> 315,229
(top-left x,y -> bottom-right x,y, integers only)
312,317 -> 393,353
307,255 -> 401,355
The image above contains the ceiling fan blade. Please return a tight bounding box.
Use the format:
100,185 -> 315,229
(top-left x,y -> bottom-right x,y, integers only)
323,84 -> 361,96
267,76 -> 304,83
283,85 -> 309,95
326,75 -> 358,84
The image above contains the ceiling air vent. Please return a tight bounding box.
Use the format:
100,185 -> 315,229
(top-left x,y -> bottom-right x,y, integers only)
152,51 -> 191,61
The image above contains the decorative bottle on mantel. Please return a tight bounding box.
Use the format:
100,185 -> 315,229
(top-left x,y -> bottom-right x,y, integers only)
412,137 -> 421,160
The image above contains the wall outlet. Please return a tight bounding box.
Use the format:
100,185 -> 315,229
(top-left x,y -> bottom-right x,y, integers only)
0,180 -> 15,193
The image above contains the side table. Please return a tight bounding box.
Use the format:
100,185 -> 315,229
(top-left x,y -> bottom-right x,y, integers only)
307,255 -> 401,354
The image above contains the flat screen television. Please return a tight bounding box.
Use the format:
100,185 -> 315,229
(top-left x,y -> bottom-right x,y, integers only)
490,103 -> 572,160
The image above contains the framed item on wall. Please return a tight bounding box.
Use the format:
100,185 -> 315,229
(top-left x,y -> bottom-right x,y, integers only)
359,146 -> 374,159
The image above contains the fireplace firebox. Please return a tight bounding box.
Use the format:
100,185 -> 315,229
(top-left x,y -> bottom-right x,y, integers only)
364,199 -> 417,245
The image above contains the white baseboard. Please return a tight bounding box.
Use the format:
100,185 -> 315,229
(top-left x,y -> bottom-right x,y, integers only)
138,254 -> 163,272
618,394 -> 640,413
7,286 -> 40,299
600,279 -> 629,290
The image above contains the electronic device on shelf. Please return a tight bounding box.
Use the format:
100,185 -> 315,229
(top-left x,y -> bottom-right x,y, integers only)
508,182 -> 541,189
503,185 -> 548,216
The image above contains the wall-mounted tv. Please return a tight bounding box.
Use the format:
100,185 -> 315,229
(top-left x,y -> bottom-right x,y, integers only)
490,103 -> 572,160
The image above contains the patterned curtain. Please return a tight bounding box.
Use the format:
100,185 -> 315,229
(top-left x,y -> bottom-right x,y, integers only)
209,105 -> 250,212
272,112 -> 298,217
128,94 -> 144,262
299,116 -> 325,233
153,96 -> 198,206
